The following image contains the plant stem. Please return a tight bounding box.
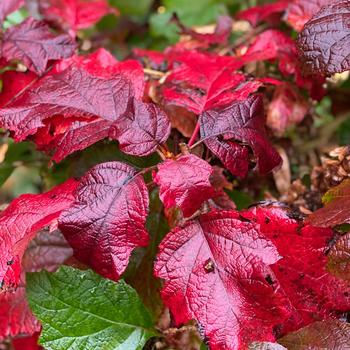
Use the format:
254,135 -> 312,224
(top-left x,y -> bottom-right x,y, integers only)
187,122 -> 200,147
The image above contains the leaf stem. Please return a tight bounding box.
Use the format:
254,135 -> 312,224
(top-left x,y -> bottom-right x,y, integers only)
187,122 -> 201,147
143,68 -> 165,78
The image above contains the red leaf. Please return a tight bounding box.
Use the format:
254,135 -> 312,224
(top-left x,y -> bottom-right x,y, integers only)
0,228 -> 73,341
156,206 -> 350,349
297,0 -> 350,75
0,65 -> 127,140
113,99 -> 171,156
0,281 -> 40,340
0,53 -> 143,135
153,154 -> 217,217
0,17 -> 76,75
241,29 -> 298,76
243,206 -> 350,334
204,139 -> 250,177
58,162 -> 150,281
267,83 -> 309,135
33,116 -> 114,163
12,332 -> 42,350
0,70 -> 37,108
307,179 -> 350,227
0,49 -> 169,160
162,51 -> 260,114
200,94 -> 282,175
0,0 -> 23,24
286,0 -> 332,31
39,0 -> 115,33
154,210 -> 289,350
237,1 -> 288,27
0,179 -> 77,289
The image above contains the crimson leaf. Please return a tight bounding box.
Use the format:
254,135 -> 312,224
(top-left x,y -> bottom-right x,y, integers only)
297,0 -> 350,75
0,50 -> 170,160
0,61 -> 135,139
0,70 -> 37,108
0,17 -> 76,75
0,279 -> 40,340
200,94 -> 282,176
0,229 -> 72,340
39,0 -> 114,33
155,206 -> 350,349
113,99 -> 171,157
153,154 -> 217,217
0,178 -> 77,289
286,0 -> 333,31
241,29 -> 298,76
155,210 -> 288,350
33,116 -> 114,163
161,51 -> 262,114
22,229 -> 73,273
236,1 -> 288,27
58,162 -> 150,282
243,206 -> 350,334
12,332 -> 42,350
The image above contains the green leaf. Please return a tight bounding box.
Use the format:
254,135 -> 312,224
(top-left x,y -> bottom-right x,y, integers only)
110,0 -> 153,18
3,8 -> 29,29
337,118 -> 350,146
0,141 -> 38,187
150,0 -> 230,42
27,266 -> 156,350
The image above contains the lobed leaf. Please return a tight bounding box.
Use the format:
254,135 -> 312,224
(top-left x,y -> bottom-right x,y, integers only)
58,162 -> 150,281
200,94 -> 282,176
153,154 -> 217,217
155,210 -> 288,350
162,51 -> 259,114
0,49 -> 169,160
156,206 -> 350,349
244,206 -> 350,334
0,178 -> 77,289
0,17 -> 76,75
